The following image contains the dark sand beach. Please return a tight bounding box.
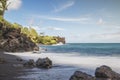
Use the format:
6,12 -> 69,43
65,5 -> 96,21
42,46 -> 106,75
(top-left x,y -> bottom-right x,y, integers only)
0,52 -> 25,80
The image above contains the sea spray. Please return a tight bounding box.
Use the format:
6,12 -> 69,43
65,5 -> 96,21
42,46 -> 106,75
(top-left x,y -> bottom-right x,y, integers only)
5,52 -> 120,73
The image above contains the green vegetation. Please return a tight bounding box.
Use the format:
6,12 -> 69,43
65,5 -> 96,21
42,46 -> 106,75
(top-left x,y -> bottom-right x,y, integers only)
0,0 -> 10,17
21,27 -> 58,45
0,16 -> 61,45
0,0 -> 65,45
38,36 -> 57,45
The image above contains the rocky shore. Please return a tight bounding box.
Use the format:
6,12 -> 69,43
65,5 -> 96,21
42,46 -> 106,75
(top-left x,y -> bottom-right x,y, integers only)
0,52 -> 25,80
1,51 -> 120,80
0,22 -> 39,52
0,52 -> 53,80
70,65 -> 120,80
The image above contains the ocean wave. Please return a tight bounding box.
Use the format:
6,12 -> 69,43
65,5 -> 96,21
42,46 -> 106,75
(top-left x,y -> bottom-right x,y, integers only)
5,52 -> 120,73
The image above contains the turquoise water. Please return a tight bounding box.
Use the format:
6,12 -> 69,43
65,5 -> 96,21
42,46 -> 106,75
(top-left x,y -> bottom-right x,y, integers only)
41,43 -> 120,56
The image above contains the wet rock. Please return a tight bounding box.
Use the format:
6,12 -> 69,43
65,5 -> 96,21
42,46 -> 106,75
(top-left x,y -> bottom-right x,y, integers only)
36,57 -> 52,69
34,46 -> 39,51
70,71 -> 95,80
95,65 -> 120,80
23,59 -> 36,68
16,58 -> 23,62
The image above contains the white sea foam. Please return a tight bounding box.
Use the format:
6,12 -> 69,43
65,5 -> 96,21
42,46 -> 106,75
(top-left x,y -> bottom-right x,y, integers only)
5,52 -> 120,73
5,52 -> 120,80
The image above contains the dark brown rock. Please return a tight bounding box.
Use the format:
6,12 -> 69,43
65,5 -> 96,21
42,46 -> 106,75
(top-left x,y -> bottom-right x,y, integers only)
36,57 -> 52,69
54,36 -> 66,44
0,22 -> 3,29
95,65 -> 120,80
70,71 -> 95,80
0,22 -> 39,52
16,58 -> 23,62
23,59 -> 35,68
34,46 -> 39,51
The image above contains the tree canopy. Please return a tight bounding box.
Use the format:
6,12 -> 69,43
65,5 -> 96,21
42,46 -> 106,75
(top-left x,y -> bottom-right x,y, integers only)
0,0 -> 9,17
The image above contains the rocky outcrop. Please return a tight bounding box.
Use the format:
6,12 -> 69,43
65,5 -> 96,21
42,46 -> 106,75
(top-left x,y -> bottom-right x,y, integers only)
54,36 -> 66,44
23,59 -> 36,68
95,65 -> 120,80
23,57 -> 52,69
0,22 -> 39,52
36,57 -> 52,69
69,65 -> 120,80
70,71 -> 95,80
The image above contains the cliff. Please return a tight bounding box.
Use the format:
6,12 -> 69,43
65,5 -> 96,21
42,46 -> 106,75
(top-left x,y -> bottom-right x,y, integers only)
54,36 -> 66,44
0,22 -> 39,52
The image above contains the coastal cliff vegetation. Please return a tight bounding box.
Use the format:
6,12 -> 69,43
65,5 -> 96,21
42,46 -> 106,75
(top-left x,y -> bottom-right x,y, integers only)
0,16 -> 65,45
0,0 -> 65,46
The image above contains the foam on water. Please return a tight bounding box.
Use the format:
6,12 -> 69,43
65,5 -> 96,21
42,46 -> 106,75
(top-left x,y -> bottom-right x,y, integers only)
5,52 -> 120,72
5,52 -> 120,80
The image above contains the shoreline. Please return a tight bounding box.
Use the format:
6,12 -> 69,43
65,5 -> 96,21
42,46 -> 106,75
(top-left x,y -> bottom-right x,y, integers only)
1,51 -> 120,80
0,52 -> 26,80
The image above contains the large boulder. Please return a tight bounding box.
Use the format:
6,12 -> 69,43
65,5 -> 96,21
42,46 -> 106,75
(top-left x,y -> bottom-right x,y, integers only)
23,59 -> 36,68
95,65 -> 120,80
36,57 -> 52,69
70,71 -> 95,80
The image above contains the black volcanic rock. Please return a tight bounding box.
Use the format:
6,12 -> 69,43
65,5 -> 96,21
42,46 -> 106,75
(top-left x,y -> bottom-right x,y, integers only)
23,59 -> 36,68
70,65 -> 120,80
36,57 -> 52,69
95,65 -> 120,80
55,36 -> 66,44
70,71 -> 95,80
0,22 -> 39,52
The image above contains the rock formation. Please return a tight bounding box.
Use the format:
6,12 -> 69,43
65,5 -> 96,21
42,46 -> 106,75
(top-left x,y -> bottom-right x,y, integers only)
23,57 -> 52,69
69,65 -> 120,80
36,57 -> 52,69
70,71 -> 95,80
54,36 -> 66,44
23,59 -> 36,68
0,22 -> 39,52
95,65 -> 120,80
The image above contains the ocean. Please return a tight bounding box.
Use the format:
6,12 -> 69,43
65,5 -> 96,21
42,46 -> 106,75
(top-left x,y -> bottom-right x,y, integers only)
6,43 -> 120,80
42,43 -> 120,56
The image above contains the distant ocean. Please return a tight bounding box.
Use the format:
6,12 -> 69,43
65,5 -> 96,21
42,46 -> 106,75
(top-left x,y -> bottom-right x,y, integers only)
41,43 -> 120,56
6,43 -> 120,80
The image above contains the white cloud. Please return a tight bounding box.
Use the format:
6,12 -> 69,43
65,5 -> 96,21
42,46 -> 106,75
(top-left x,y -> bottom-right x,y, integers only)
97,18 -> 105,25
28,18 -> 34,26
53,1 -> 75,12
96,18 -> 120,29
24,25 -> 64,32
91,32 -> 120,40
36,15 -> 89,22
47,17 -> 89,22
46,27 -> 65,31
7,0 -> 22,10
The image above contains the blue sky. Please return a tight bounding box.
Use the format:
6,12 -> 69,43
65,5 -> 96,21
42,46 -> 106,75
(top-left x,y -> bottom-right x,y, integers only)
5,0 -> 120,43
